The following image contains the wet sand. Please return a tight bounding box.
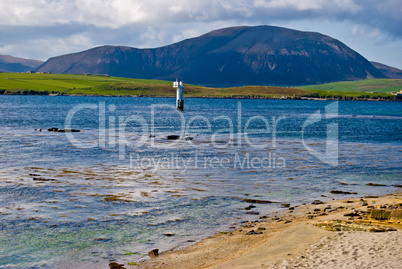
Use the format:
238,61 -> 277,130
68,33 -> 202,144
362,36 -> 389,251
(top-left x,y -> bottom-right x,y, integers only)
136,192 -> 402,269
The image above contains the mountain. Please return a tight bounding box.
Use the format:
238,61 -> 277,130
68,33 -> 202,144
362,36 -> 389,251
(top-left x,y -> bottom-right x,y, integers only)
0,55 -> 43,73
36,25 -> 386,87
370,62 -> 402,79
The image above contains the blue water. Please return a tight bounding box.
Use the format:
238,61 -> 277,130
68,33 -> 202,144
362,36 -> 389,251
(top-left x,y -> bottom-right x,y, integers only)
0,96 -> 401,268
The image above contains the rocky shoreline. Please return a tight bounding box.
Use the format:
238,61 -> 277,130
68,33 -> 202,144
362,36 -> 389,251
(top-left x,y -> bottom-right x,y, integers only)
132,192 -> 401,269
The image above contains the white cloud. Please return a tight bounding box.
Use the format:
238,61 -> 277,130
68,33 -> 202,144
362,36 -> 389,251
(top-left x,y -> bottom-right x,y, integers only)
0,0 -> 401,68
0,33 -> 93,60
0,0 -> 365,27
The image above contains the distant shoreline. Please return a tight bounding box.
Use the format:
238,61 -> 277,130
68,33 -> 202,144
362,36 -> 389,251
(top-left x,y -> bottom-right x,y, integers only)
1,92 -> 400,102
1,73 -> 400,101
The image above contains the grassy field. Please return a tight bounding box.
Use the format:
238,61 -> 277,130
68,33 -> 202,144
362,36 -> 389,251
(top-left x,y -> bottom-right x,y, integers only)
300,79 -> 402,93
0,73 -> 399,100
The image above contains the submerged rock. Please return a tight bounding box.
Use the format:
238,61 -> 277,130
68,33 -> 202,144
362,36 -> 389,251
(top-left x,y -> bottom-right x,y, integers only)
330,190 -> 358,195
167,135 -> 180,140
366,183 -> 387,187
47,127 -> 80,132
242,198 -> 278,204
57,129 -> 80,133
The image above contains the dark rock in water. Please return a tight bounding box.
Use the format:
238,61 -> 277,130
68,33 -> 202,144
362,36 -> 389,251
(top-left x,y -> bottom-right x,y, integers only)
109,262 -> 125,269
148,249 -> 159,258
57,129 -> 80,133
242,198 -> 278,204
244,205 -> 256,210
245,211 -> 260,215
167,135 -> 180,140
366,183 -> 387,187
281,203 -> 291,208
163,233 -> 175,237
393,185 -> 402,188
330,190 -> 358,195
47,127 -> 80,132
35,128 -> 42,132
32,177 -> 55,181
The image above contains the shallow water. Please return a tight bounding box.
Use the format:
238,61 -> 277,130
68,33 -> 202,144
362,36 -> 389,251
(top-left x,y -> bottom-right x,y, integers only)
0,96 -> 401,268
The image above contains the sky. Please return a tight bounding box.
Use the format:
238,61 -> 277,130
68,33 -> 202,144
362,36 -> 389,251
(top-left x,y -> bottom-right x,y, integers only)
0,0 -> 401,69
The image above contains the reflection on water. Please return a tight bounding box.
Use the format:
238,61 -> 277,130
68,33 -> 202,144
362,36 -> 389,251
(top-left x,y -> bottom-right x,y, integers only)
0,96 -> 401,268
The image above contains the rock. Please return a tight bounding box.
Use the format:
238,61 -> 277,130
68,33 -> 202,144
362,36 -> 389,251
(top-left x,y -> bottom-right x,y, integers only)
57,129 -> 80,132
242,198 -> 278,204
244,205 -> 256,210
148,249 -> 159,258
344,212 -> 360,217
393,185 -> 402,188
32,177 -> 55,181
312,200 -> 324,205
330,190 -> 358,195
245,211 -> 260,215
109,262 -> 125,269
246,230 -> 263,235
35,128 -> 42,132
368,209 -> 391,220
366,183 -> 387,187
163,233 -> 175,237
167,135 -> 180,140
47,127 -> 80,132
281,203 -> 291,208
367,227 -> 386,233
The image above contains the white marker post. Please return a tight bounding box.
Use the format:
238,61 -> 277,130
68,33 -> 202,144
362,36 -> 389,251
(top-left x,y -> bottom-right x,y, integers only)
173,79 -> 184,111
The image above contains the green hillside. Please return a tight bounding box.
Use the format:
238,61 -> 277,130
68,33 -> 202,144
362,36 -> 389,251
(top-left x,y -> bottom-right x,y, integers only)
0,73 -> 399,101
300,79 -> 402,93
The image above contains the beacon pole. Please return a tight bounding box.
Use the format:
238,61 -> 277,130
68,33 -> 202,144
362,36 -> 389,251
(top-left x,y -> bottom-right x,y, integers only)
173,79 -> 184,111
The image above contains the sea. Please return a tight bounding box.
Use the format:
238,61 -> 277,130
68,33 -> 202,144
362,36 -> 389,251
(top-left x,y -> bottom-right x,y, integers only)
0,95 -> 401,268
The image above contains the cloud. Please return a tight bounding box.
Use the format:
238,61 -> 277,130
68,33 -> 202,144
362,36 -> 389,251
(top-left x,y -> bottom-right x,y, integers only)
0,0 -> 400,37
0,0 -> 401,68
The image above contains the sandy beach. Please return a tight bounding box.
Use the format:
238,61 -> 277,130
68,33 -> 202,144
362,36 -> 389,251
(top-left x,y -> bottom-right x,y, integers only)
135,192 -> 402,269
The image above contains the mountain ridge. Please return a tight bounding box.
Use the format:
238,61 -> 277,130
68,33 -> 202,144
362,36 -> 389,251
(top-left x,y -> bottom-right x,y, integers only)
36,25 -> 386,87
0,55 -> 44,73
370,62 -> 402,79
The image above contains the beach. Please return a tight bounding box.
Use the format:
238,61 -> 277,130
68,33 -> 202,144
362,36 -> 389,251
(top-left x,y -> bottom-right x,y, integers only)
138,192 -> 402,269
1,96 -> 401,267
